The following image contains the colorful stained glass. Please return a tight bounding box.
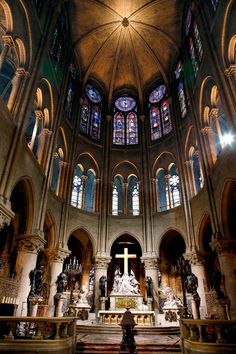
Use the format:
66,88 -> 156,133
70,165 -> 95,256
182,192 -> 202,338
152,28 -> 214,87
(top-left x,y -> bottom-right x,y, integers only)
64,64 -> 76,119
177,82 -> 187,118
174,61 -> 183,79
189,37 -> 199,76
85,84 -> 102,103
150,106 -> 162,140
161,100 -> 172,135
115,97 -> 136,112
50,12 -> 67,72
193,22 -> 204,61
90,105 -> 101,140
80,98 -> 90,134
126,112 -> 138,145
185,8 -> 192,35
113,112 -> 125,145
149,85 -> 166,103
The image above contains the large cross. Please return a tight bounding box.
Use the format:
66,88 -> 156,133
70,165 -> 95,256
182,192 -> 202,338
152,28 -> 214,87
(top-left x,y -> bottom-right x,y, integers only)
115,248 -> 136,275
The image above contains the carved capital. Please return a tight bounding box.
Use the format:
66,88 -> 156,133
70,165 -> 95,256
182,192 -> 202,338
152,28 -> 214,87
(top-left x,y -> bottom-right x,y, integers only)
35,110 -> 44,122
0,197 -> 15,230
184,251 -> 204,265
94,256 -> 111,270
141,256 -> 159,270
15,234 -> 46,253
201,126 -> 214,137
50,248 -> 71,263
2,35 -> 14,47
210,239 -> 236,255
224,65 -> 236,76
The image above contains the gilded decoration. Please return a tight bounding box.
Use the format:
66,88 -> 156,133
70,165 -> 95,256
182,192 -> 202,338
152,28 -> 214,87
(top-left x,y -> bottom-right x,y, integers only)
115,297 -> 137,309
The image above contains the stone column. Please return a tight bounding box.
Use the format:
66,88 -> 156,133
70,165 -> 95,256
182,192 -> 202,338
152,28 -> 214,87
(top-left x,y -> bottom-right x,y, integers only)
38,129 -> 52,170
185,160 -> 195,197
47,248 -> 70,316
7,68 -> 27,112
185,251 -> 208,319
57,161 -> 68,198
0,35 -> 14,71
15,234 -> 45,316
211,239 -> 236,320
165,174 -> 171,209
0,196 -> 15,231
141,255 -> 160,313
94,178 -> 100,212
201,127 -> 217,167
94,256 -> 111,316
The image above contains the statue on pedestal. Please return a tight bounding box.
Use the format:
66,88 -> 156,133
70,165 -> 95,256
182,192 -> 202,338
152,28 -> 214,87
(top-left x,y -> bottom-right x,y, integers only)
146,276 -> 153,298
99,275 -> 107,297
111,268 -> 140,295
56,272 -> 67,294
29,266 -> 44,297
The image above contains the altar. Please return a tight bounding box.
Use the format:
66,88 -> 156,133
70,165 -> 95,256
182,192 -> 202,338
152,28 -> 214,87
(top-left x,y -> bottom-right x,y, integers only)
98,309 -> 155,326
98,248 -> 155,326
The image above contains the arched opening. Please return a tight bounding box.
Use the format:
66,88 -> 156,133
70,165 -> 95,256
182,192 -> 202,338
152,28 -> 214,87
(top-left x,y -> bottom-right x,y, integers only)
221,180 -> 236,240
108,234 -> 144,298
159,230 -> 186,308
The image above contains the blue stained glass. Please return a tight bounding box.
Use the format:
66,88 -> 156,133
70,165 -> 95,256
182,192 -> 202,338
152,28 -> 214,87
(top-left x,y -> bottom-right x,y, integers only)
115,97 -> 136,112
193,22 -> 203,61
211,0 -> 219,11
149,85 -> 166,103
113,112 -> 125,145
161,100 -> 172,135
90,105 -> 101,140
150,106 -> 162,140
80,98 -> 90,134
86,84 -> 102,103
185,8 -> 192,35
177,82 -> 187,118
126,112 -> 138,145
174,61 -> 183,79
189,37 -> 199,76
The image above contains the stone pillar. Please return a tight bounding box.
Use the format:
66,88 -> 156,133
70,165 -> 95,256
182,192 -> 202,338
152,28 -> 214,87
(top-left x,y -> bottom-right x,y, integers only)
141,255 -> 160,313
94,178 -> 100,212
185,251 -> 208,319
165,174 -> 171,209
38,129 -> 52,170
185,160 -> 195,197
0,35 -> 14,71
57,161 -> 68,198
15,234 -> 45,316
94,256 -> 111,316
201,127 -> 217,167
0,196 -> 15,231
7,68 -> 27,112
47,248 -> 70,316
211,239 -> 236,320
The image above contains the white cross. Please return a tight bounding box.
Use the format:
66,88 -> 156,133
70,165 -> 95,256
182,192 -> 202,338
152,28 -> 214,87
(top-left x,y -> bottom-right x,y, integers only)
115,248 -> 136,275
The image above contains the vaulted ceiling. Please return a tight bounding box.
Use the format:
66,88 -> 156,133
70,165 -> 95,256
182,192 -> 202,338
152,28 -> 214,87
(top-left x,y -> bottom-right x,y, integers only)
70,0 -> 184,109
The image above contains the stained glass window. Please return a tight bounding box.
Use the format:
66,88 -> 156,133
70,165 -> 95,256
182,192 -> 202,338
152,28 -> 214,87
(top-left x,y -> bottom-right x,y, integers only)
169,165 -> 180,208
185,7 -> 203,77
175,61 -> 187,118
71,165 -> 83,208
149,85 -> 166,103
64,63 -> 77,120
127,176 -> 139,215
211,0 -> 219,11
113,96 -> 138,146
149,85 -> 172,141
112,176 -> 124,215
80,84 -> 102,141
52,149 -> 62,193
0,60 -> 14,103
50,12 -> 67,73
84,170 -> 95,212
80,98 -> 90,134
126,112 -> 138,145
150,106 -> 161,140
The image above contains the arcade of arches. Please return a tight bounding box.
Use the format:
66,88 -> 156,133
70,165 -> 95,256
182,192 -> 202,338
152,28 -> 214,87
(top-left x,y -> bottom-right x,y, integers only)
0,0 -> 236,330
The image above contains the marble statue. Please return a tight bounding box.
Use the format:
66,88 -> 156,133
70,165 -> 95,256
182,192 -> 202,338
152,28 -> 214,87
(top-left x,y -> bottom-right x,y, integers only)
111,268 -> 140,295
162,286 -> 181,307
77,284 -> 89,304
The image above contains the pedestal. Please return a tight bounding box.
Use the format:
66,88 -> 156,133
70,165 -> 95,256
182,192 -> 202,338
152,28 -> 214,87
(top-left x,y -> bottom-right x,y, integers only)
27,296 -> 43,317
54,293 -> 68,317
100,297 -> 107,310
147,297 -> 153,311
65,303 -> 91,320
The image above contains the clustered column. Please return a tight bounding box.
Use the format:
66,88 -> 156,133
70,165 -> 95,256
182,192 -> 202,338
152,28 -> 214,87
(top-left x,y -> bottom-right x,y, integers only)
142,256 -> 160,312
94,256 -> 111,315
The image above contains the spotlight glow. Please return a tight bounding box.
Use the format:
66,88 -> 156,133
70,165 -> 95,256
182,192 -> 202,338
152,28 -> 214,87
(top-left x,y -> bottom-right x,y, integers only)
222,133 -> 234,145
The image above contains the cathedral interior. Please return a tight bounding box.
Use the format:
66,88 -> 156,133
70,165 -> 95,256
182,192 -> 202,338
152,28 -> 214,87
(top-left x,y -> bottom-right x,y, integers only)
0,0 -> 236,353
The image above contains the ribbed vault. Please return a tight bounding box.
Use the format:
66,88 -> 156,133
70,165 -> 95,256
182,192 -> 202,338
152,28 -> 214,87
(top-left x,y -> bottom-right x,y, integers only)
70,0 -> 184,109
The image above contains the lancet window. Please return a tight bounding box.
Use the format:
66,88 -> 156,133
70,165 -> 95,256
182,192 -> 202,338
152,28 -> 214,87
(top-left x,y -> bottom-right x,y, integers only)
175,61 -> 188,118
64,63 -> 77,120
185,7 -> 203,77
80,84 -> 102,141
71,165 -> 96,212
211,0 -> 219,11
113,96 -> 138,146
156,165 -> 181,212
50,12 -> 67,74
149,85 -> 172,141
112,175 -> 140,216
52,148 -> 64,193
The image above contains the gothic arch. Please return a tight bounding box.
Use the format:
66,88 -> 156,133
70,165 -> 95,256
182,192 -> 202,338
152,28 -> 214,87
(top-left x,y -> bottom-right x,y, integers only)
66,226 -> 96,257
9,176 -> 34,235
221,178 -> 236,240
221,0 -> 236,67
76,152 -> 100,177
156,227 -> 186,256
112,160 -> 140,180
44,211 -> 57,249
152,151 -> 175,176
197,213 -> 213,253
108,232 -> 143,255
0,0 -> 13,32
